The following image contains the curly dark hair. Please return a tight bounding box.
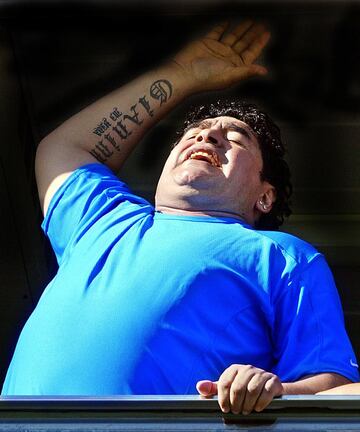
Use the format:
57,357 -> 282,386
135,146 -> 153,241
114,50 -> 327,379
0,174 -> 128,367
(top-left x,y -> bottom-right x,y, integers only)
175,100 -> 292,230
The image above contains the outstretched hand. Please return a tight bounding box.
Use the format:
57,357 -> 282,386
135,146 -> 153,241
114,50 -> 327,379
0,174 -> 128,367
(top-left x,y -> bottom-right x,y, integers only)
196,364 -> 283,415
173,21 -> 270,92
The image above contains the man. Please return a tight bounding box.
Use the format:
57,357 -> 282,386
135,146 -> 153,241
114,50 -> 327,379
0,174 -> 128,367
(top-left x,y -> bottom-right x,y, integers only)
2,21 -> 358,415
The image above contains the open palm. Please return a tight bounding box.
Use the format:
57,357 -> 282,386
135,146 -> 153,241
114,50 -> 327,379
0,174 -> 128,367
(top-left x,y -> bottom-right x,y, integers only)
174,21 -> 270,91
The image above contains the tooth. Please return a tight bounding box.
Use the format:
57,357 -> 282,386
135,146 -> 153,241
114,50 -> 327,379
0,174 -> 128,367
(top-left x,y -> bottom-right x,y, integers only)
187,150 -> 219,167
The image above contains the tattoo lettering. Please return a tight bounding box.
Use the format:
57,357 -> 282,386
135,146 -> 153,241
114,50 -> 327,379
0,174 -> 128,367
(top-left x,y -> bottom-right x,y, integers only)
93,117 -> 112,137
138,95 -> 154,117
89,79 -> 172,163
97,141 -> 113,157
110,107 -> 121,121
90,149 -> 106,163
104,133 -> 121,151
150,79 -> 173,105
112,119 -> 132,140
123,104 -> 143,126
90,140 -> 113,162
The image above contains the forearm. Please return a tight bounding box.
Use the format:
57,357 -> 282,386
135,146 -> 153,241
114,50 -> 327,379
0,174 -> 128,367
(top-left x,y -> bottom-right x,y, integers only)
282,373 -> 352,394
317,382 -> 360,395
41,61 -> 192,172
36,61 -> 193,213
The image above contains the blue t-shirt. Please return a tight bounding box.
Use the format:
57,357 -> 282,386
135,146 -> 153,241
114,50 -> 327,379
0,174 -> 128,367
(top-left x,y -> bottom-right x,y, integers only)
2,164 -> 359,395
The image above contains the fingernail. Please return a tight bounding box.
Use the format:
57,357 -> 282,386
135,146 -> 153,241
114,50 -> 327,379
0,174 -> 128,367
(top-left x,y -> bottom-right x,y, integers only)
242,410 -> 249,416
202,381 -> 213,394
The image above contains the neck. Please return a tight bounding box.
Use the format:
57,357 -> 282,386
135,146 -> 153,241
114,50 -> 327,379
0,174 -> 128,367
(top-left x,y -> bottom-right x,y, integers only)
155,204 -> 250,222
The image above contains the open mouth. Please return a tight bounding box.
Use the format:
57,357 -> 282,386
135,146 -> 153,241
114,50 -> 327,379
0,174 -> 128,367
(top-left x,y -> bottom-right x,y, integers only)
184,149 -> 221,168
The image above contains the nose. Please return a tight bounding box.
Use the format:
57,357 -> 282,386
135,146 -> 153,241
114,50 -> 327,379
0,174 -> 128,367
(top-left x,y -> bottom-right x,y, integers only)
195,128 -> 222,146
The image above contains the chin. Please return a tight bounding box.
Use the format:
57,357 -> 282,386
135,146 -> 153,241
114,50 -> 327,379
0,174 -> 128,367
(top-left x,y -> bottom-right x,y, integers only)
174,168 -> 218,188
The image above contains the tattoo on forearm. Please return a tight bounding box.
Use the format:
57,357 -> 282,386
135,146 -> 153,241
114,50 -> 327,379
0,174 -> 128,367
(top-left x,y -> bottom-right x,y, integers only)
138,96 -> 154,117
89,79 -> 172,163
112,119 -> 132,140
109,107 -> 121,121
90,140 -> 114,162
150,80 -> 172,105
123,104 -> 143,126
104,133 -> 120,151
93,118 -> 112,137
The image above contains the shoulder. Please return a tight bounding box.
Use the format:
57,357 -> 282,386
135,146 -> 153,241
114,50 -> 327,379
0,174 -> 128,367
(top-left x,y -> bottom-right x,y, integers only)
43,163 -> 154,264
49,163 -> 151,209
253,228 -> 321,266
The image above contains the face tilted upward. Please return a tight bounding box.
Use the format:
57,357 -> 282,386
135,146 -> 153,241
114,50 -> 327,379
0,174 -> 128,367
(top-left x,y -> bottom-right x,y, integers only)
155,116 -> 275,224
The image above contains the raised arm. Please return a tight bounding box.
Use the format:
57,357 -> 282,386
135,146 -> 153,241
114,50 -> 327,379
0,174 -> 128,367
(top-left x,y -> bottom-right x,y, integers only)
35,21 -> 270,215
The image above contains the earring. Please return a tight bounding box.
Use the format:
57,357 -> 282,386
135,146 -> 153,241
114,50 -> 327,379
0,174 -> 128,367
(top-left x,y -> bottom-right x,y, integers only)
259,200 -> 268,210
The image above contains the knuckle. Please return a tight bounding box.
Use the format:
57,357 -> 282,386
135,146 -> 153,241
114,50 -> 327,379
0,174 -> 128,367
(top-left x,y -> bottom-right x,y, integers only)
262,372 -> 274,382
244,364 -> 262,375
230,382 -> 243,395
228,364 -> 241,372
219,379 -> 233,391
221,384 -> 232,394
247,383 -> 259,394
243,364 -> 253,372
248,372 -> 264,386
264,376 -> 282,395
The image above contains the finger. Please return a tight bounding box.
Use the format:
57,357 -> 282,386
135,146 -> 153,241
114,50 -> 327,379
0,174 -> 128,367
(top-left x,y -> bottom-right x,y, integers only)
254,376 -> 283,412
228,370 -> 254,414
233,23 -> 267,56
242,372 -> 271,415
217,366 -> 239,413
264,375 -> 283,394
205,22 -> 229,40
227,365 -> 261,414
240,31 -> 271,65
220,20 -> 253,46
196,380 -> 218,397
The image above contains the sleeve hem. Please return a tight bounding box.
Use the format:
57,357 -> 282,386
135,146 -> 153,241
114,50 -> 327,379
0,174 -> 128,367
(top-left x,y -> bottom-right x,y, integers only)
41,163 -> 113,236
282,367 -> 360,384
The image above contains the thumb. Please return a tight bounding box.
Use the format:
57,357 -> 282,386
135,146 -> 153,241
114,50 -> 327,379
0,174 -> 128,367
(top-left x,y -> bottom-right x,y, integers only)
240,64 -> 268,79
226,64 -> 268,86
250,64 -> 268,76
196,380 -> 218,397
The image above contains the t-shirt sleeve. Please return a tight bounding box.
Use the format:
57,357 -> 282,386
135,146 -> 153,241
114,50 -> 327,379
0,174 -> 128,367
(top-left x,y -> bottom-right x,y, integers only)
272,254 -> 359,383
41,163 -> 152,265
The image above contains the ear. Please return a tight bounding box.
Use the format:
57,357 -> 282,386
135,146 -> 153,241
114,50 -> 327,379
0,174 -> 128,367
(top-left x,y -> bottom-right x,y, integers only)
255,184 -> 276,215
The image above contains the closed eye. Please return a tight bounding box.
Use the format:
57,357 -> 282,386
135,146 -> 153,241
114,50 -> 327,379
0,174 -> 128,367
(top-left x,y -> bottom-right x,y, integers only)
227,135 -> 247,147
227,126 -> 253,147
184,128 -> 202,140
